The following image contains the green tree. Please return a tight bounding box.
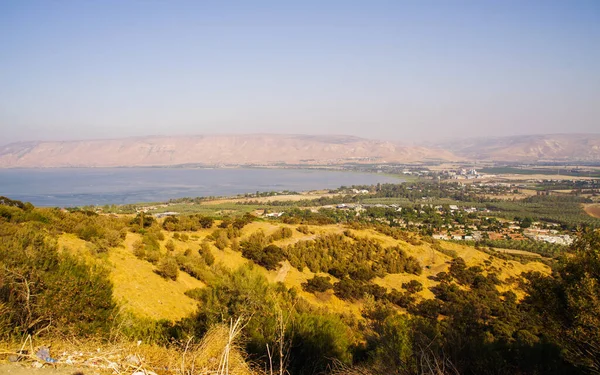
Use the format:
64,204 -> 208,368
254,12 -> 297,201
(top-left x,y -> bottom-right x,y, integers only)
302,275 -> 333,293
524,230 -> 600,373
0,224 -> 115,337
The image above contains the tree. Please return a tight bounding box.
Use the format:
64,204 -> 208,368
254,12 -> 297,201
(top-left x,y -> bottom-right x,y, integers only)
302,275 -> 333,293
401,280 -> 423,294
0,225 -> 115,337
524,230 -> 600,373
199,216 -> 214,228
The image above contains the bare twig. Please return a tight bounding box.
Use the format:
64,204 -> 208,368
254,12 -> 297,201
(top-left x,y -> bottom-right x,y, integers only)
181,335 -> 194,375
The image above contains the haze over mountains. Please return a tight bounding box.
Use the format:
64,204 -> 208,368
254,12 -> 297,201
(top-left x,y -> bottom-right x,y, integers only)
441,134 -> 600,163
1,133 -> 599,168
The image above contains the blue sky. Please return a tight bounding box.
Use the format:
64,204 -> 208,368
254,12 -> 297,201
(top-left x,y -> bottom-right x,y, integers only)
1,0 -> 598,144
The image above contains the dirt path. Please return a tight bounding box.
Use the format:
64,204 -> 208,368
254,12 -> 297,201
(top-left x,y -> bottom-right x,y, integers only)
275,261 -> 291,282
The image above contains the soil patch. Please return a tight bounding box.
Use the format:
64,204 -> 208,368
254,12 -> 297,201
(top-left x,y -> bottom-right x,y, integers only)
584,204 -> 600,219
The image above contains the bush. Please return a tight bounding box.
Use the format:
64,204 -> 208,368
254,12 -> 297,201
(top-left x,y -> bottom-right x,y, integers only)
402,280 -> 423,294
296,225 -> 311,234
165,239 -> 175,252
0,225 -> 116,337
156,256 -> 179,280
130,213 -> 155,229
242,243 -> 285,270
146,249 -> 161,264
386,289 -> 416,308
133,240 -> 145,258
175,254 -> 212,283
268,227 -> 293,242
334,278 -> 386,301
231,238 -> 240,252
198,243 -> 215,266
199,216 -> 214,228
289,313 -> 354,375
302,275 -> 333,293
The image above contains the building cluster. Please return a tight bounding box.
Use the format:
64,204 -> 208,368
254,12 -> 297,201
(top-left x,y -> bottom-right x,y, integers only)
523,228 -> 574,245
441,168 -> 483,180
402,169 -> 430,176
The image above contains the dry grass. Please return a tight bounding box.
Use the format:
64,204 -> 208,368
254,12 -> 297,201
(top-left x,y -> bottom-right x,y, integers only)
584,203 -> 600,219
489,247 -> 542,257
56,232 -> 204,321
57,219 -> 551,325
57,233 -> 104,267
208,223 -> 550,315
180,318 -> 258,375
0,320 -> 264,375
107,234 -> 205,321
375,239 -> 550,301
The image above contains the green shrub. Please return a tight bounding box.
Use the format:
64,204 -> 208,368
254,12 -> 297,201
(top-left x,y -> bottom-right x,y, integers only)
199,244 -> 215,266
0,224 -> 116,337
302,275 -> 333,293
132,240 -> 145,258
402,280 -> 423,294
146,249 -> 161,264
288,313 -> 354,375
165,239 -> 175,252
296,225 -> 311,234
156,256 -> 179,280
268,227 -> 293,242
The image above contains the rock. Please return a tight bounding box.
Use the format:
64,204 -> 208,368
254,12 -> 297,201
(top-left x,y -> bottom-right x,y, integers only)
125,354 -> 141,365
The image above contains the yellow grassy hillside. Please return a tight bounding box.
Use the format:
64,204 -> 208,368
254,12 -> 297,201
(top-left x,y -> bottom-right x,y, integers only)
108,233 -> 206,321
59,220 -> 551,322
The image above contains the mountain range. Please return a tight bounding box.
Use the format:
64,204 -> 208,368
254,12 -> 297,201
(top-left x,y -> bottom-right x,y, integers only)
1,133 -> 599,168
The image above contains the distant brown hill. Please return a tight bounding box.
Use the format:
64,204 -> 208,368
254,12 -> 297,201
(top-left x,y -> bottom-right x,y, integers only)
1,133 -> 599,168
441,133 -> 600,162
0,134 -> 457,168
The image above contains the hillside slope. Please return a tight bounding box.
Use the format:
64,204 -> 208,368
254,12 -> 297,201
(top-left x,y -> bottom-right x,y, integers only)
0,134 -> 457,167
442,133 -> 600,162
58,221 -> 549,322
3,133 -> 599,167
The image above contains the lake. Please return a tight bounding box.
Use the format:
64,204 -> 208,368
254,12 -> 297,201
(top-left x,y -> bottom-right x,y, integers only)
0,168 -> 402,207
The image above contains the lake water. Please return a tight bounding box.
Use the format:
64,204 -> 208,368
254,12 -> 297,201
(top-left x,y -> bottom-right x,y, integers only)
0,168 -> 401,207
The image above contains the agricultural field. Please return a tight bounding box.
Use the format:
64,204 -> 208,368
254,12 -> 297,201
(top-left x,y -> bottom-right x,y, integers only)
584,203 -> 600,218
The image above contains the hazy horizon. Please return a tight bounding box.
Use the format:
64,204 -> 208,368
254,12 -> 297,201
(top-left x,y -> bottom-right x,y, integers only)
1,1 -> 599,144
4,131 -> 600,148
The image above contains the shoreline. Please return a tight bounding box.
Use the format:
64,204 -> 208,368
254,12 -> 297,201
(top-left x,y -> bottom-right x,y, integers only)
0,167 -> 403,208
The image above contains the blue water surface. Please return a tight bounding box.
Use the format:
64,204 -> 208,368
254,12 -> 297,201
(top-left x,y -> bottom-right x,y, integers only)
0,168 -> 401,207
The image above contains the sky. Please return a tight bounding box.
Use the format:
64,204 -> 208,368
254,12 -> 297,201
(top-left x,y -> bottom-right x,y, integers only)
1,0 -> 599,144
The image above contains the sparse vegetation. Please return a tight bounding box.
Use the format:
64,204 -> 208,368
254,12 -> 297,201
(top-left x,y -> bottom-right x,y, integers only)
1,195 -> 598,375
